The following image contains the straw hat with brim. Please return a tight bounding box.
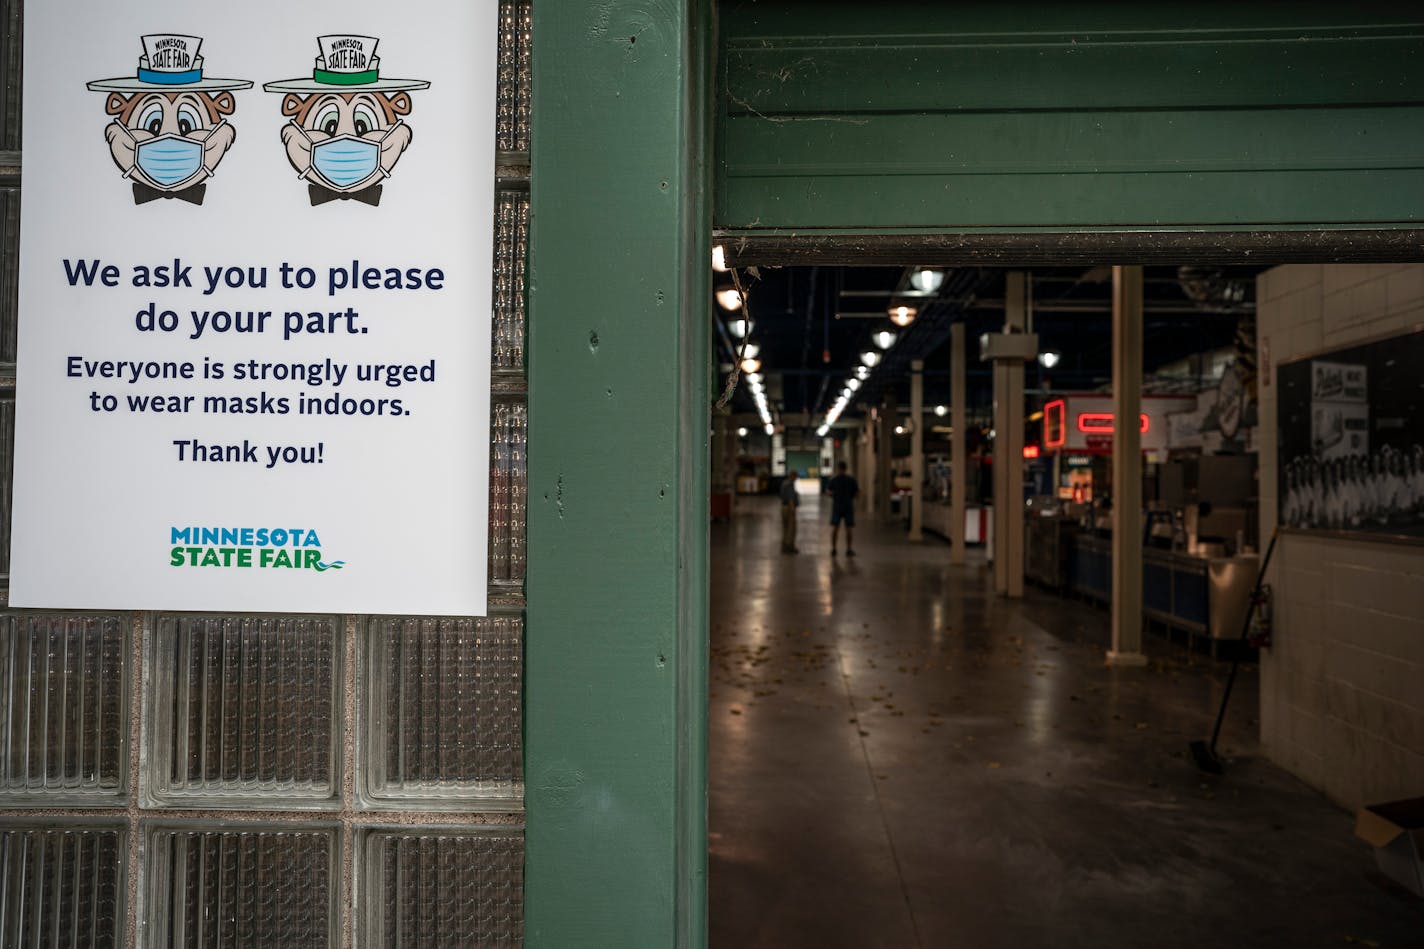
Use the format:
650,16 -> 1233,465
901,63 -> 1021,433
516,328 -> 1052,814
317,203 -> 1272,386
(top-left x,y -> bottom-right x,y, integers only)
87,74 -> 253,92
264,35 -> 429,94
87,34 -> 252,92
263,73 -> 429,94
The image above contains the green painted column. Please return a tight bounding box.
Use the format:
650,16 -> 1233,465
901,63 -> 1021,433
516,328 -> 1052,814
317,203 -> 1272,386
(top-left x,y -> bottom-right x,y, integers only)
527,2 -> 710,946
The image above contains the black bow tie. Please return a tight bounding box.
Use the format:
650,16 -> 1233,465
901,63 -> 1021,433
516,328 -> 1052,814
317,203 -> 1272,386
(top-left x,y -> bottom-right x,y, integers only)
308,183 -> 384,207
132,181 -> 207,205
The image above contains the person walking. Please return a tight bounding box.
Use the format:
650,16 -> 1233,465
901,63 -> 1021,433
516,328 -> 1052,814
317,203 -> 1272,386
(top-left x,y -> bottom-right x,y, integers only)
826,461 -> 859,556
780,469 -> 800,553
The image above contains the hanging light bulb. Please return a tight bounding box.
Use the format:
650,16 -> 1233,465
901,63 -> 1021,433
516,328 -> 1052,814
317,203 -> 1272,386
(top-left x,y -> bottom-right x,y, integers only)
740,343 -> 760,359
855,365 -> 871,380
727,318 -> 748,339
737,427 -> 748,437
764,423 -> 775,435
716,288 -> 743,311
894,425 -> 906,435
889,305 -> 917,327
860,351 -> 881,368
740,357 -> 761,373
846,378 -> 861,391
934,404 -> 948,417
745,371 -> 762,384
1038,351 -> 1061,369
712,245 -> 728,272
910,268 -> 945,293
873,330 -> 897,350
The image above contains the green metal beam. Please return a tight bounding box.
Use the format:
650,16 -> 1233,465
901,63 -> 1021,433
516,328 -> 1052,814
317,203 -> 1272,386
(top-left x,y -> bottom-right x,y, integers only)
717,2 -> 1424,233
527,1 -> 709,945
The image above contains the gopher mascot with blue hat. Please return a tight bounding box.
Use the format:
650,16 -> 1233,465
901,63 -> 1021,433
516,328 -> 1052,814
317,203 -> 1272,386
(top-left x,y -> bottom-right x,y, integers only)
87,35 -> 253,205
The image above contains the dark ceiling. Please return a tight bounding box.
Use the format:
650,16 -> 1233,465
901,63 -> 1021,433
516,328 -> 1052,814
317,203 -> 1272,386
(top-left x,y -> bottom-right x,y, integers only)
715,263 -> 1266,430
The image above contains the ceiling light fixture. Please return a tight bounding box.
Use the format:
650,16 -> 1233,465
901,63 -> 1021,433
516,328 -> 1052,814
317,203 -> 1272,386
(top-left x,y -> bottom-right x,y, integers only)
934,404 -> 948,417
727,318 -> 749,339
889,305 -> 917,327
764,423 -> 774,435
909,269 -> 945,293
860,351 -> 881,368
737,427 -> 748,437
740,357 -> 761,374
855,365 -> 871,380
712,245 -> 728,272
716,288 -> 743,311
1039,351 -> 1061,369
873,330 -> 897,350
846,378 -> 861,391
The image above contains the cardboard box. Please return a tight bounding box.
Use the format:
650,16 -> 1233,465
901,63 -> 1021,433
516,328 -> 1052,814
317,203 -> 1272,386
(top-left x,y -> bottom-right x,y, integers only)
1355,797 -> 1424,897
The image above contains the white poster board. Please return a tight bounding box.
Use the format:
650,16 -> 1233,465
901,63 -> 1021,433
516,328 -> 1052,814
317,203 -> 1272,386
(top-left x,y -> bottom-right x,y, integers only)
13,2 -> 496,615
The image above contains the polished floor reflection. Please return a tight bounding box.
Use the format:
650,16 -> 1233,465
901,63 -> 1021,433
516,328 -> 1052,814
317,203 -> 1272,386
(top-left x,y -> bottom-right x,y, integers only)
709,496 -> 1423,949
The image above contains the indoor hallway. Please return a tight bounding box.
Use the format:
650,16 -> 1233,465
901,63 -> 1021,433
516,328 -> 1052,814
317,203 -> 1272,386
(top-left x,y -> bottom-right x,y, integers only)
709,494 -> 1424,949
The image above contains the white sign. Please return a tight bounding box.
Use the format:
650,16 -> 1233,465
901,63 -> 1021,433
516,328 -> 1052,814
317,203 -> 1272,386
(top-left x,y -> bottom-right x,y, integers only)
13,2 -> 497,615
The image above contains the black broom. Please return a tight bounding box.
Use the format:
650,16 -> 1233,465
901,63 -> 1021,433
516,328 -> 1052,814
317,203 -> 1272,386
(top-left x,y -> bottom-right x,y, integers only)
1190,526 -> 1280,775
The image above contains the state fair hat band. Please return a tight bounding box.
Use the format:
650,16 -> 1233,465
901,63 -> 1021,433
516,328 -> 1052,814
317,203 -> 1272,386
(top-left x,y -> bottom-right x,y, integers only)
262,35 -> 430,94
86,35 -> 254,93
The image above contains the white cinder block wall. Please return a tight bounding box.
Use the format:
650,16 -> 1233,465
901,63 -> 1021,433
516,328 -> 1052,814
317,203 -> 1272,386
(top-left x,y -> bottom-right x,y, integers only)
1256,264 -> 1424,809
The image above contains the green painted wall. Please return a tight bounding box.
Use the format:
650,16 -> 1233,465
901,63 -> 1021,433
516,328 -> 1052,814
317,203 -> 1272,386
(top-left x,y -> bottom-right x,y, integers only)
527,1 -> 710,945
717,2 -> 1424,233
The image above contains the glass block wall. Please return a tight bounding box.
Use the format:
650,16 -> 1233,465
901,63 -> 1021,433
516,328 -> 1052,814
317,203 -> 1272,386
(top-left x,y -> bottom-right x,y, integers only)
0,2 -> 531,945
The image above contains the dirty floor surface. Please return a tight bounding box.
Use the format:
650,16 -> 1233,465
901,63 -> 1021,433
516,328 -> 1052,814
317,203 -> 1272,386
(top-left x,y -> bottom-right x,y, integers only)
709,496 -> 1424,949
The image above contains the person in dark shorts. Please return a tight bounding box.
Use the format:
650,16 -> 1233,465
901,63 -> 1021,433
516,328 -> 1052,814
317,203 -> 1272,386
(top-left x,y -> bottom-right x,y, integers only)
825,461 -> 859,556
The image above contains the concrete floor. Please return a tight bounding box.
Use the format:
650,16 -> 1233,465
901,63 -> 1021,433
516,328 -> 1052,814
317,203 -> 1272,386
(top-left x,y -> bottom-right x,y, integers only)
709,495 -> 1424,949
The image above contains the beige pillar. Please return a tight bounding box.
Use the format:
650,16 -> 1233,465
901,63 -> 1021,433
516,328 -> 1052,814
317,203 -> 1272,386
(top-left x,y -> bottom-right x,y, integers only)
1109,265 -> 1147,666
860,415 -> 876,516
950,323 -> 967,565
909,359 -> 924,542
878,394 -> 896,523
992,274 -> 1027,597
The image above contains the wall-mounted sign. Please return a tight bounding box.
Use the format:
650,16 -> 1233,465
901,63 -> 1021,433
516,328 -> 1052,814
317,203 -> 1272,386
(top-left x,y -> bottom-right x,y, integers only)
1041,395 -> 1189,454
1277,330 -> 1424,541
13,2 -> 498,614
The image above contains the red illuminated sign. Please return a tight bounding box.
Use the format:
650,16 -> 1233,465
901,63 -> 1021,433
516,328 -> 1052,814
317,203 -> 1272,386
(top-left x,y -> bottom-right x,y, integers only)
1022,444 -> 1041,459
1043,399 -> 1066,448
1076,412 -> 1149,434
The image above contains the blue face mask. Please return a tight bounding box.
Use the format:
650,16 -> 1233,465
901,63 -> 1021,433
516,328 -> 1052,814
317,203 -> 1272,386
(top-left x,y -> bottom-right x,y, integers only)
135,134 -> 205,188
310,135 -> 381,190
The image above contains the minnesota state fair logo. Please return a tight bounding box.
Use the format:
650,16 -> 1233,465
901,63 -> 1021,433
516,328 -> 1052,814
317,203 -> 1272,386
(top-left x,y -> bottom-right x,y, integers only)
170,526 -> 346,571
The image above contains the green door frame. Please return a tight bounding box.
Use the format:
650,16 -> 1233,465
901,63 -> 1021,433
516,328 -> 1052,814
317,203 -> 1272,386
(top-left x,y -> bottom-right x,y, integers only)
527,1 -> 712,945
525,3 -> 1423,945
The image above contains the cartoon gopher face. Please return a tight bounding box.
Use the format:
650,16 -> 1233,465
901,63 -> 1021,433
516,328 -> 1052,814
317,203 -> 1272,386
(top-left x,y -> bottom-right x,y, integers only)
278,91 -> 413,192
102,90 -> 240,192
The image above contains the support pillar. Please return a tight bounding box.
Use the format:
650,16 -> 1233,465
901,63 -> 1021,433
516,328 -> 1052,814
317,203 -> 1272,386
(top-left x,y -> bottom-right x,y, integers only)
950,323 -> 967,565
878,395 -> 895,523
1109,265 -> 1147,666
861,416 -> 876,517
992,273 -> 1026,597
909,359 -> 924,541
